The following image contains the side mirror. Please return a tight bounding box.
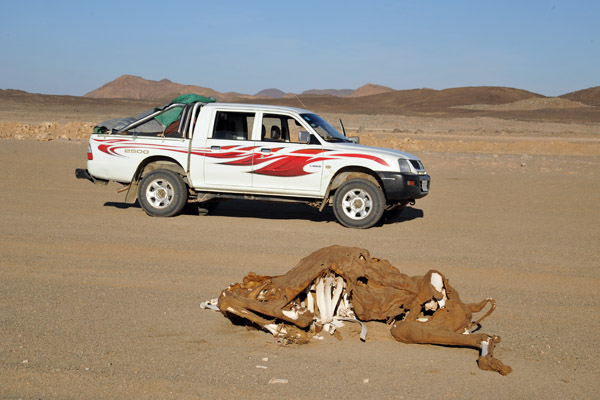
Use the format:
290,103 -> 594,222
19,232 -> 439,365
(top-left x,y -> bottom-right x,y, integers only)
348,136 -> 360,144
298,131 -> 311,144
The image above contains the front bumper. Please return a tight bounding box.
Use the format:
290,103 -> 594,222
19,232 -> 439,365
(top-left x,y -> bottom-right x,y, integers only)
376,171 -> 430,201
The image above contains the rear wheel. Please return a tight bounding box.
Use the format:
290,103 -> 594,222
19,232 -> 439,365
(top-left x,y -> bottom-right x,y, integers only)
333,178 -> 385,229
138,170 -> 188,217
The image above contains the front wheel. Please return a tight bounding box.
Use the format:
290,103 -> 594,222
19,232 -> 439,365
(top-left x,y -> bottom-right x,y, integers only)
138,170 -> 188,217
333,178 -> 385,229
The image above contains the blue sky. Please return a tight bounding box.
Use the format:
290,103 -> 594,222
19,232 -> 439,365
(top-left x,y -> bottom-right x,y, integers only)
1,0 -> 598,97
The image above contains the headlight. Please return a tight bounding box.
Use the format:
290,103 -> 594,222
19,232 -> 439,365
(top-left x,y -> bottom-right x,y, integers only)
398,159 -> 411,173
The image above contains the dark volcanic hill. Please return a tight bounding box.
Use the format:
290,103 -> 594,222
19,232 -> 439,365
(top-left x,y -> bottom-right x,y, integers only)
560,86 -> 600,106
236,85 -> 600,122
240,86 -> 544,114
301,88 -> 354,97
376,86 -> 544,111
254,88 -> 287,98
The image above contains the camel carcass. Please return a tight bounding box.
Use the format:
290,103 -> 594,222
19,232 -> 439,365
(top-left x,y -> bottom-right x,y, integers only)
203,245 -> 511,375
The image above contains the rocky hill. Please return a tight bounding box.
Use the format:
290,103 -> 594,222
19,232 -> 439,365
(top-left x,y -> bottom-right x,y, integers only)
84,75 -> 245,102
348,83 -> 395,97
84,76 -> 393,101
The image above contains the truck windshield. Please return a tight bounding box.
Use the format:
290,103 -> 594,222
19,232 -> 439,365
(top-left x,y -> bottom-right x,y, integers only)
300,113 -> 350,142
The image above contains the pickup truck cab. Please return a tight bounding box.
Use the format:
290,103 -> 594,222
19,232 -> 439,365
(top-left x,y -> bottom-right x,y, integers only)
76,99 -> 430,228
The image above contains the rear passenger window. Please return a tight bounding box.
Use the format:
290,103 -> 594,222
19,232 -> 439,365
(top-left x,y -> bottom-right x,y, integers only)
212,111 -> 255,140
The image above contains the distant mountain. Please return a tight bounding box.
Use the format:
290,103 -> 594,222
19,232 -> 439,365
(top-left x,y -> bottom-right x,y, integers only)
349,83 -> 395,98
83,76 -> 570,114
301,89 -> 354,97
84,75 -> 245,102
84,76 -> 404,102
254,88 -> 287,98
560,86 -> 600,106
5,85 -> 599,123
240,85 -> 547,117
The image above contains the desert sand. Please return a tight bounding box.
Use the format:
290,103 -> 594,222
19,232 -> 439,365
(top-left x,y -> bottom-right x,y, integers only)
1,93 -> 599,399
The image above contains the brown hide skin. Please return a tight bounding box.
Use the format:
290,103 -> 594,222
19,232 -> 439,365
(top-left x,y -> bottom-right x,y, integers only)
216,245 -> 511,375
390,321 -> 489,348
478,340 -> 513,376
403,273 -> 490,332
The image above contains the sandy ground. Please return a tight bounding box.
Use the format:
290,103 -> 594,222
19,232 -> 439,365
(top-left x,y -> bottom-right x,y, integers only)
1,93 -> 599,398
1,119 -> 599,398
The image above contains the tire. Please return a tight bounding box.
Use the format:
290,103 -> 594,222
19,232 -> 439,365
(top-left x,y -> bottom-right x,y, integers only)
333,178 -> 385,229
138,169 -> 188,217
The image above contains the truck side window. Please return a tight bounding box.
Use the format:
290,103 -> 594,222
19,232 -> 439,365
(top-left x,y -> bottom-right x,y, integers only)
262,114 -> 315,144
212,111 -> 255,140
261,115 -> 287,142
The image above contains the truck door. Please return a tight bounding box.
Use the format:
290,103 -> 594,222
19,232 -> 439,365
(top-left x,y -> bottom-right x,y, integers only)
204,110 -> 256,189
251,113 -> 323,195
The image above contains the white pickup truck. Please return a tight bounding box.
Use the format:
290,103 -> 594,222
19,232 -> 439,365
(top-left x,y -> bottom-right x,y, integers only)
76,99 -> 430,228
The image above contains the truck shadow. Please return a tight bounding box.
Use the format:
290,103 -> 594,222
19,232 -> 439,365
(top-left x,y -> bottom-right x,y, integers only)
211,201 -> 424,226
381,206 -> 424,225
103,199 -> 423,225
104,201 -> 137,210
192,200 -> 334,223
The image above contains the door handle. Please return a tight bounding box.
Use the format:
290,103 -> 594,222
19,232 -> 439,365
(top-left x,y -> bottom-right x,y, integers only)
261,148 -> 271,153
211,145 -> 220,150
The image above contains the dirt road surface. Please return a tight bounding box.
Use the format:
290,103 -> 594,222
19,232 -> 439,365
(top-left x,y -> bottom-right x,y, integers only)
1,138 -> 599,399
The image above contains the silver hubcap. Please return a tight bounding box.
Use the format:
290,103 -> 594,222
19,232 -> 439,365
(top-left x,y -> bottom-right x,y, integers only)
145,179 -> 173,209
341,188 -> 372,220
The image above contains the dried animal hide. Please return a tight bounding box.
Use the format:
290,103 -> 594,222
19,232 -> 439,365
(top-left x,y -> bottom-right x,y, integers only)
211,245 -> 511,375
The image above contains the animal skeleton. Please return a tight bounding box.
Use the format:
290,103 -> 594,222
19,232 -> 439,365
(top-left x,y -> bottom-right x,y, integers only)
203,245 -> 511,375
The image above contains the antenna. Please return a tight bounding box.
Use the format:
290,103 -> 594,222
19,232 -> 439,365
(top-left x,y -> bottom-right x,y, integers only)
294,94 -> 307,109
339,118 -> 347,137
